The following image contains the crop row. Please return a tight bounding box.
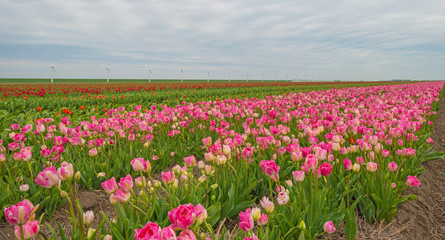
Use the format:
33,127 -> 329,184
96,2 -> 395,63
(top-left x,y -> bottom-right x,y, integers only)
1,82 -> 444,239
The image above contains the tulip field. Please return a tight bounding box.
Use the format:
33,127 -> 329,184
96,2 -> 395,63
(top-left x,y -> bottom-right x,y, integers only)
0,80 -> 444,240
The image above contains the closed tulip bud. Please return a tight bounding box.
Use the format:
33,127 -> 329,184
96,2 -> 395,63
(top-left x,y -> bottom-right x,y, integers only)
74,171 -> 81,181
197,161 -> 205,169
258,214 -> 268,226
149,187 -> 155,194
104,234 -> 112,240
211,195 -> 216,201
87,228 -> 96,238
83,210 -> 94,225
323,221 -> 336,234
211,184 -> 218,189
352,163 -> 360,172
299,220 -> 306,229
60,191 -> 69,198
251,207 -> 261,221
20,184 -> 29,192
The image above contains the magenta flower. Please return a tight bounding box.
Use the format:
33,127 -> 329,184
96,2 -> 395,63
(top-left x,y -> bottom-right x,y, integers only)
118,174 -> 133,192
406,176 -> 420,187
323,221 -> 336,234
168,204 -> 196,230
161,171 -> 176,185
194,204 -> 207,225
343,158 -> 352,171
257,214 -> 268,226
101,177 -> 118,194
260,160 -> 280,182
319,162 -> 332,176
239,208 -> 254,231
14,220 -> 39,240
35,166 -> 60,188
388,161 -> 398,172
183,155 -> 197,167
134,222 -> 161,240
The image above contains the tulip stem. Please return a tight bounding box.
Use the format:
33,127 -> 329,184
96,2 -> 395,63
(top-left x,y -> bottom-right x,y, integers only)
19,224 -> 25,240
27,161 -> 34,181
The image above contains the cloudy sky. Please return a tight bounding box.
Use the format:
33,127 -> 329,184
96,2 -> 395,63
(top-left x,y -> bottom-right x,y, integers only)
1,0 -> 444,80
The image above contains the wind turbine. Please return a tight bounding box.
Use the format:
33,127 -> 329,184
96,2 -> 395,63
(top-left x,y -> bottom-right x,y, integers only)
228,72 -> 231,82
180,69 -> 183,82
148,69 -> 152,83
262,73 -> 264,82
106,67 -> 110,83
246,72 -> 249,82
50,66 -> 56,83
207,71 -> 210,82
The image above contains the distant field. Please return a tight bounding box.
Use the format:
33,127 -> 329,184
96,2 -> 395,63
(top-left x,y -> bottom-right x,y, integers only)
0,78 -> 294,84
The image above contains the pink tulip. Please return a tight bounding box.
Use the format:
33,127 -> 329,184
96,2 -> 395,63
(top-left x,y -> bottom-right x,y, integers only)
57,161 -> 74,181
319,162 -> 332,176
35,166 -> 60,188
382,149 -> 390,158
168,204 -> 196,230
260,160 -> 280,182
40,148 -> 51,158
343,158 -> 352,171
292,171 -> 305,182
260,196 -> 275,214
388,161 -> 398,172
323,221 -> 336,234
4,199 -> 36,225
366,162 -> 378,172
118,174 -> 133,192
239,208 -> 254,231
305,154 -> 318,170
160,227 -> 176,240
426,137 -> 434,144
14,220 -> 40,240
161,171 -> 176,185
113,189 -> 131,203
177,230 -> 196,240
183,155 -> 197,167
101,177 -> 118,194
257,214 -> 268,226
406,176 -> 420,187
277,191 -> 289,205
88,148 -> 98,157
134,222 -> 161,240
131,158 -> 148,172
194,204 -> 207,225
291,151 -> 303,162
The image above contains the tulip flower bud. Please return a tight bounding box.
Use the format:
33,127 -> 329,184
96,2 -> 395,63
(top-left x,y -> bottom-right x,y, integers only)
87,228 -> 96,238
83,210 -> 94,225
299,220 -> 306,229
74,171 -> 81,181
211,195 -> 216,201
104,235 -> 112,240
149,187 -> 155,194
60,191 -> 69,198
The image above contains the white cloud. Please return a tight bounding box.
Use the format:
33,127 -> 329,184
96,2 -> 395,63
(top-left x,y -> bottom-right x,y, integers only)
0,0 -> 444,80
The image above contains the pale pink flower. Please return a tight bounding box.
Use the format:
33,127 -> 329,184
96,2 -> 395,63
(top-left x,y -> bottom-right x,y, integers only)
118,174 -> 133,192
277,191 -> 289,205
366,162 -> 378,172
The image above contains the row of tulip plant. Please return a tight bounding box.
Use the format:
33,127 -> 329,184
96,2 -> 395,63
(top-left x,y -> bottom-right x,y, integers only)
1,81 -> 444,239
